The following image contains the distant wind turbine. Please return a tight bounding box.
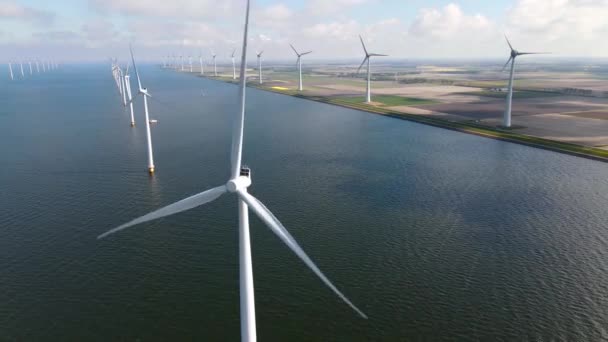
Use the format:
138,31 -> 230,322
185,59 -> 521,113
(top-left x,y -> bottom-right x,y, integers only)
231,49 -> 237,80
180,55 -> 184,71
256,50 -> 263,84
28,61 -> 32,75
35,60 -> 40,73
129,45 -> 156,173
8,62 -> 14,80
124,66 -> 136,127
357,35 -> 387,103
19,61 -> 24,78
501,35 -> 548,128
212,51 -> 217,76
189,55 -> 193,73
97,2 -> 368,342
290,44 -> 312,91
199,54 -> 204,75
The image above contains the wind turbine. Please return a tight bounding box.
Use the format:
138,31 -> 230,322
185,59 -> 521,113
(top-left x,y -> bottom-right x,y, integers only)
231,49 -> 237,80
42,60 -> 46,72
19,61 -> 24,78
121,66 -> 128,107
35,60 -> 40,73
124,66 -> 136,127
189,55 -> 193,73
97,2 -> 368,342
256,51 -> 263,84
8,62 -> 14,80
357,35 -> 387,103
28,61 -> 32,75
290,44 -> 312,91
180,55 -> 184,71
128,45 -> 156,173
199,53 -> 204,75
501,35 -> 546,128
212,51 -> 217,76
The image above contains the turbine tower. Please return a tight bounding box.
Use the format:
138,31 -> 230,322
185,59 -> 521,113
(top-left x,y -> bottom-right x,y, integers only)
8,62 -> 14,80
98,2 -> 368,342
231,49 -> 237,80
357,35 -> 387,103
189,55 -> 193,73
35,60 -> 40,73
19,61 -> 24,78
256,51 -> 263,84
28,61 -> 32,75
290,44 -> 312,91
180,55 -> 184,71
199,54 -> 204,75
501,35 -> 545,128
129,45 -> 156,173
212,52 -> 217,76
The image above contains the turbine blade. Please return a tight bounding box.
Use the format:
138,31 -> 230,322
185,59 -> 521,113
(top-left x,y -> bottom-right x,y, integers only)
125,64 -> 130,76
518,52 -> 549,55
504,34 -> 514,51
230,0 -> 251,179
501,57 -> 513,72
129,44 -> 143,91
290,44 -> 299,56
301,51 -> 312,56
357,57 -> 369,74
232,48 -> 236,57
369,53 -> 387,57
359,35 -> 368,56
97,185 -> 227,239
238,190 -> 368,319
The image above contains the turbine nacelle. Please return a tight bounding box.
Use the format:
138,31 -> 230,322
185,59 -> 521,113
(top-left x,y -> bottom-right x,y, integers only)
226,175 -> 252,193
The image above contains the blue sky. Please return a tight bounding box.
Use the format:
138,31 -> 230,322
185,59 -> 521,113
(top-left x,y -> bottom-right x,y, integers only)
1,0 -> 608,61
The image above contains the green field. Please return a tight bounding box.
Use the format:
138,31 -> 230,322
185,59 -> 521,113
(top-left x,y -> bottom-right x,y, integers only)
335,95 -> 436,106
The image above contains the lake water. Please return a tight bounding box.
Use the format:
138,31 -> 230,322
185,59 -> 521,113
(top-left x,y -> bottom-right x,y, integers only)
1,65 -> 608,340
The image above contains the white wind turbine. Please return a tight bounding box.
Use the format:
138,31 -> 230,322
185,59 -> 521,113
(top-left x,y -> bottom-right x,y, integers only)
8,62 -> 14,80
28,61 -> 32,75
501,35 -> 546,128
189,55 -> 193,73
121,66 -> 128,107
256,50 -> 263,84
124,66 -> 136,127
128,45 -> 156,173
97,2 -> 368,341
19,61 -> 24,78
42,60 -> 46,72
35,60 -> 40,73
231,49 -> 237,80
290,44 -> 312,91
357,35 -> 387,103
212,51 -> 217,76
180,55 -> 184,71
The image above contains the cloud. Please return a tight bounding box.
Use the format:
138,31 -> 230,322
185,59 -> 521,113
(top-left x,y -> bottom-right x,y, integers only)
306,0 -> 369,16
0,1 -> 54,24
508,0 -> 608,39
88,0 -> 238,19
409,3 -> 492,40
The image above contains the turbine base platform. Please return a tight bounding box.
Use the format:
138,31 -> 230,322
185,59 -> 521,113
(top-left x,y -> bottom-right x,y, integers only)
148,166 -> 155,174
130,122 -> 135,127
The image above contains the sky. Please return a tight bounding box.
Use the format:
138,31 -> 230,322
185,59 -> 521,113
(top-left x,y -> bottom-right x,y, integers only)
1,0 -> 608,62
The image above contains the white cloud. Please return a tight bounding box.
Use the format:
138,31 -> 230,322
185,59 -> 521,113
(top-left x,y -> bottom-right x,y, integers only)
88,0 -> 238,19
0,1 -> 54,24
306,0 -> 369,16
409,3 -> 492,40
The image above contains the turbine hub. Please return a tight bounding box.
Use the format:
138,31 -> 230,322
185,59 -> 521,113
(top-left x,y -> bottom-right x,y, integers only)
226,175 -> 252,193
511,50 -> 518,58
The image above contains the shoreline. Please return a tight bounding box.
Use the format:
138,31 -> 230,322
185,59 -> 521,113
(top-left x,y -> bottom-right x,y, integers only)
187,72 -> 608,164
